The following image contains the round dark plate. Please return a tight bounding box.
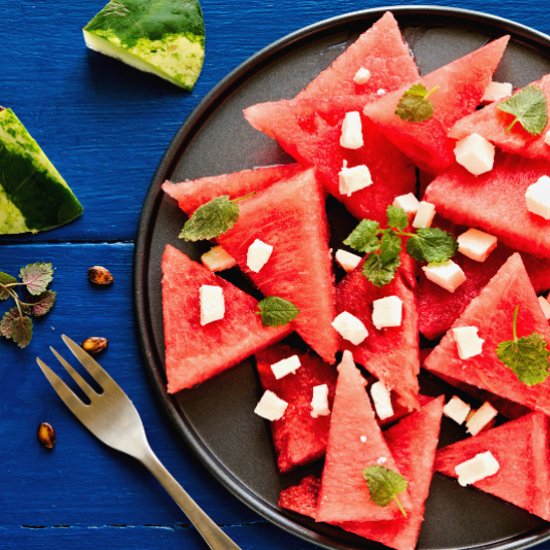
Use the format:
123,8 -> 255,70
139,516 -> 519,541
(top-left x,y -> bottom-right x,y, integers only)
134,6 -> 550,550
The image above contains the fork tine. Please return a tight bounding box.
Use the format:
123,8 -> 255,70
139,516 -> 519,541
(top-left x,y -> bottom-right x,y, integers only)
50,346 -> 98,401
36,358 -> 88,417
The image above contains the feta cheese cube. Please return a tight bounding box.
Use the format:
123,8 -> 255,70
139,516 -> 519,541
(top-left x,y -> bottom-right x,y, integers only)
340,111 -> 364,150
443,396 -> 471,425
412,201 -> 436,228
338,162 -> 373,196
452,326 -> 485,360
359,435 -> 368,443
247,238 -> 273,273
538,295 -> 550,320
525,175 -> 550,220
376,88 -> 386,96
201,245 -> 237,272
270,354 -> 301,380
457,228 -> 498,262
370,381 -> 394,420
545,130 -> 550,146
466,401 -> 498,436
199,285 -> 225,326
254,390 -> 288,421
455,451 -> 500,486
481,81 -> 513,103
353,67 -> 371,85
393,192 -> 420,215
335,249 -> 362,273
331,311 -> 369,345
310,384 -> 330,418
372,295 -> 403,330
422,260 -> 466,293
454,133 -> 495,176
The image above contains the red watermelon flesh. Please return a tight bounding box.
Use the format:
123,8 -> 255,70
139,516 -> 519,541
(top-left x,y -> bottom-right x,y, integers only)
161,164 -> 302,215
296,11 -> 419,102
278,475 -> 320,519
316,351 -> 412,522
218,169 -> 338,363
418,217 -> 550,340
424,152 -> 550,259
449,74 -> 550,160
244,96 -> 416,224
424,253 -> 550,416
161,245 -> 290,393
338,397 -> 445,550
336,260 -> 420,411
363,36 -> 510,174
435,412 -> 550,521
255,344 -> 337,473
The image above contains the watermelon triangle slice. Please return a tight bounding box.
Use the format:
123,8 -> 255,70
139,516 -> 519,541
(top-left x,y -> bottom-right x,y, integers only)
255,344 -> 337,473
363,36 -> 510,174
338,396 -> 445,550
161,245 -> 290,393
449,74 -> 550,160
424,253 -> 550,415
217,169 -> 338,363
336,260 -> 420,411
435,412 -> 550,521
424,152 -> 550,259
316,351 -> 412,522
279,475 -> 320,519
161,164 -> 302,215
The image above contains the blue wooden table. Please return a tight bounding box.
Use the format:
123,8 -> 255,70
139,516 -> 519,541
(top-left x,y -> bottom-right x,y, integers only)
1,1 -> 548,549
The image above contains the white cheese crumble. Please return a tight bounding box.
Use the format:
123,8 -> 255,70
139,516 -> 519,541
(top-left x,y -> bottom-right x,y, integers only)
454,133 -> 495,176
466,402 -> 498,436
393,192 -> 420,215
538,295 -> 550,320
340,111 -> 364,150
377,456 -> 388,465
353,67 -> 371,85
452,326 -> 485,360
247,238 -> 273,273
443,396 -> 471,425
338,161 -> 373,196
422,260 -> 466,293
376,88 -> 386,95
457,228 -> 498,262
412,201 -> 436,229
310,384 -> 330,418
481,81 -> 513,103
331,311 -> 369,345
254,390 -> 288,421
370,381 -> 394,420
360,435 -> 368,443
455,451 -> 500,486
199,285 -> 225,326
201,245 -> 237,272
372,295 -> 403,330
335,249 -> 362,273
545,130 -> 550,146
525,175 -> 550,220
270,354 -> 301,380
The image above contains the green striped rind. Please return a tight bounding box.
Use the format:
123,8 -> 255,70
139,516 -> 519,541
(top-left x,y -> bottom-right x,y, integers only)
83,0 -> 205,90
0,108 -> 83,235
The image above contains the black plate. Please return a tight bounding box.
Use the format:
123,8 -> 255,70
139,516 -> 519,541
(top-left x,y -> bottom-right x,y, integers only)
134,6 -> 550,549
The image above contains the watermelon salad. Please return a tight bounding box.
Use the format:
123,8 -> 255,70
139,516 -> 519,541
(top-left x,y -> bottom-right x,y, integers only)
160,11 -> 550,550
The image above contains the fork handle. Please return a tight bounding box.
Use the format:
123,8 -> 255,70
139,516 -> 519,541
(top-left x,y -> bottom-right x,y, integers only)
140,448 -> 242,550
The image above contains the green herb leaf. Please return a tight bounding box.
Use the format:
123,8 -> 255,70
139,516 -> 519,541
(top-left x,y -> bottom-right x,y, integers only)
0,308 -> 33,348
362,254 -> 401,287
30,290 -> 57,317
363,465 -> 408,516
386,205 -> 408,231
379,230 -> 402,264
395,83 -> 439,123
497,86 -> 548,136
343,220 -> 380,253
406,228 -> 458,263
496,305 -> 550,386
0,272 -> 17,300
257,296 -> 299,327
179,196 -> 239,241
19,262 -> 54,296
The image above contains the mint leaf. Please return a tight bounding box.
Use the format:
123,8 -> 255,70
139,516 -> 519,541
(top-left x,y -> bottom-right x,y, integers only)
362,254 -> 400,287
0,272 -> 17,300
496,305 -> 549,386
0,308 -> 19,339
395,83 -> 439,123
363,465 -> 408,516
257,296 -> 299,327
379,230 -> 402,264
0,308 -> 33,348
406,228 -> 458,263
179,196 -> 239,241
386,205 -> 408,231
19,262 -> 53,296
30,290 -> 57,317
497,86 -> 548,136
344,220 -> 380,253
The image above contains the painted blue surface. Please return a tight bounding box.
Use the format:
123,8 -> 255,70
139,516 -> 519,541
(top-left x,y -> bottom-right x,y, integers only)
0,1 -> 548,549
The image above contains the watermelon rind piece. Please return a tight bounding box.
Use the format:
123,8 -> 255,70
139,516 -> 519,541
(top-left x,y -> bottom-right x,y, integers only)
0,108 -> 83,235
83,0 -> 205,90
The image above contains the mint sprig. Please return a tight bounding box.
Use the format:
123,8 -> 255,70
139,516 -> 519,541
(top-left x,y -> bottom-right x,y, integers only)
343,219 -> 380,253
257,296 -> 299,327
406,228 -> 458,263
395,83 -> 439,123
497,86 -> 548,136
363,465 -> 408,517
496,305 -> 550,386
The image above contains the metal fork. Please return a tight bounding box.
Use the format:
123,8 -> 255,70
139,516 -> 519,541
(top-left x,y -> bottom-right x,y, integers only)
37,334 -> 241,550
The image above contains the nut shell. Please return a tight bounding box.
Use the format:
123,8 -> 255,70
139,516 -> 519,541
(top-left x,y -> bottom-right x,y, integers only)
37,422 -> 56,449
88,266 -> 114,286
81,336 -> 108,355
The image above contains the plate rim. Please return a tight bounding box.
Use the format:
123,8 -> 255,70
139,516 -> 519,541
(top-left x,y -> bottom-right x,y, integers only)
134,6 -> 550,549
